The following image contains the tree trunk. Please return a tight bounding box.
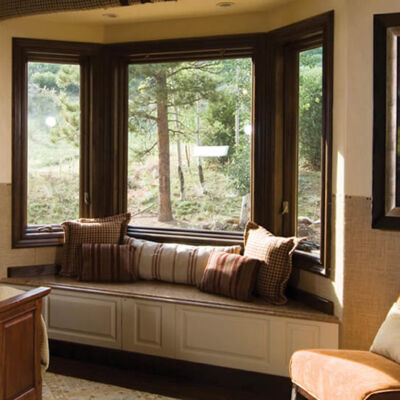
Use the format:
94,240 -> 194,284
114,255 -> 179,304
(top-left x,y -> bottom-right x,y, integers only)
156,73 -> 173,222
185,144 -> 191,172
175,106 -> 185,200
196,99 -> 206,194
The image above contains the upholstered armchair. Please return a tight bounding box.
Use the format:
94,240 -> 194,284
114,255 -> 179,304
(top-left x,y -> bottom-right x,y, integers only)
290,299 -> 400,400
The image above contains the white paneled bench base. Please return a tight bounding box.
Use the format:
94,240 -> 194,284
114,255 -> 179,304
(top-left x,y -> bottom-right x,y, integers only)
1,276 -> 339,377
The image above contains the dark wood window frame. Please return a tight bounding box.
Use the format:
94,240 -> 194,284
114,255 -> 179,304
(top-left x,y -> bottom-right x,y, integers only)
12,12 -> 333,276
268,12 -> 334,275
12,38 -> 101,247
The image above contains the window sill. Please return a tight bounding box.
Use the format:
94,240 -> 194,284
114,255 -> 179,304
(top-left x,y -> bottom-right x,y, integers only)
13,225 -> 328,278
292,251 -> 327,276
128,226 -> 329,276
13,226 -> 64,248
127,226 -> 244,247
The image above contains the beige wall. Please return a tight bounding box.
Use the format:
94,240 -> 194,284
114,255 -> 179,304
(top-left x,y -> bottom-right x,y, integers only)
1,0 -> 400,349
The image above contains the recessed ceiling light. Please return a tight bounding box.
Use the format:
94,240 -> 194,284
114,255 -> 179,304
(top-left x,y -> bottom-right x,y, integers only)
102,13 -> 118,18
217,1 -> 235,7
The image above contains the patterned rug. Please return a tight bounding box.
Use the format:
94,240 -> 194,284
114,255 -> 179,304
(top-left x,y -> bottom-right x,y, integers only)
43,372 -> 178,400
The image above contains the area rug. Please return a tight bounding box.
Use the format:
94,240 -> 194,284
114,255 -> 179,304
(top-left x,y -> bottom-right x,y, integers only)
43,372 -> 178,400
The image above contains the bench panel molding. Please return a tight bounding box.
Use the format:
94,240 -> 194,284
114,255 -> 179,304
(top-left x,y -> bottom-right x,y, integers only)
122,298 -> 175,358
3,283 -> 339,377
46,290 -> 122,349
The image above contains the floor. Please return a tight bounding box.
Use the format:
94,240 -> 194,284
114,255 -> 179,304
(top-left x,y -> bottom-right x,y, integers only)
48,356 -> 292,400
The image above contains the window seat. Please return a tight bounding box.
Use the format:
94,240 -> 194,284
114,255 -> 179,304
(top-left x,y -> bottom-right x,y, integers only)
1,275 -> 337,323
1,275 -> 339,377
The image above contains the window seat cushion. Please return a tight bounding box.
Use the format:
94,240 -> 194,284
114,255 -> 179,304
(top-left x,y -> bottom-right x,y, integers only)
1,276 -> 337,324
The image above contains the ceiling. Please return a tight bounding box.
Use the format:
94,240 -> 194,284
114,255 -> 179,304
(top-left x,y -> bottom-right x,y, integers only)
24,0 -> 295,26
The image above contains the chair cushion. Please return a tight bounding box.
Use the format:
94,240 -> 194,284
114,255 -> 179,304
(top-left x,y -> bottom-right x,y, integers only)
290,349 -> 400,400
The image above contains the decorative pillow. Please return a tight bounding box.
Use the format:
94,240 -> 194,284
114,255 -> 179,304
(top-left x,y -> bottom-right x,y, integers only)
244,221 -> 302,305
78,213 -> 131,242
61,213 -> 131,277
198,251 -> 260,301
78,244 -> 136,282
370,302 -> 400,364
125,237 -> 241,286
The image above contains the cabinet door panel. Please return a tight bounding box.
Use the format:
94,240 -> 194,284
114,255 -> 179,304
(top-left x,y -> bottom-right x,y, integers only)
122,298 -> 175,357
47,290 -> 121,349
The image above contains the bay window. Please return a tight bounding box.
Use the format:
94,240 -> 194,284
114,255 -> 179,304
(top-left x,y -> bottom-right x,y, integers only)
12,11 -> 333,275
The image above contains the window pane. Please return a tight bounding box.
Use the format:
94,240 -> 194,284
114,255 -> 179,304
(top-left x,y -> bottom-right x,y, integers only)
27,62 -> 80,225
128,59 -> 252,231
297,47 -> 323,255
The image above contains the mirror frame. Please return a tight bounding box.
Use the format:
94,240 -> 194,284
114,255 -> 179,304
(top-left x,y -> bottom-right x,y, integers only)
373,13 -> 400,229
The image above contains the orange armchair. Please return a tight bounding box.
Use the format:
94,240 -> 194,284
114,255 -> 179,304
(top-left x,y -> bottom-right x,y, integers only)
290,349 -> 400,400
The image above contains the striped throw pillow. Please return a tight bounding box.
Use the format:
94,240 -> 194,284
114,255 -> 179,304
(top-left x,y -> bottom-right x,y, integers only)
61,213 -> 131,277
79,244 -> 136,282
244,221 -> 302,305
198,251 -> 260,301
125,237 -> 241,286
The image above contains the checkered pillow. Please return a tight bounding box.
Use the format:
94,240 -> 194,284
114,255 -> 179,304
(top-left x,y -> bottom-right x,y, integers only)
78,244 -> 136,282
198,251 -> 260,301
244,221 -> 302,305
124,237 -> 241,286
61,213 -> 131,277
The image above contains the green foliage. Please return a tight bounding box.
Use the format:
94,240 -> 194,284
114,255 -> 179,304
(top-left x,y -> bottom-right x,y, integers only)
30,71 -> 58,91
28,172 -> 79,225
299,47 -> 323,170
226,141 -> 251,196
27,62 -> 80,225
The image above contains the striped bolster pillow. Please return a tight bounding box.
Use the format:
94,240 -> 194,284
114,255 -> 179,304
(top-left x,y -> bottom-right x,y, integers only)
78,244 -> 136,282
198,251 -> 260,301
125,237 -> 241,286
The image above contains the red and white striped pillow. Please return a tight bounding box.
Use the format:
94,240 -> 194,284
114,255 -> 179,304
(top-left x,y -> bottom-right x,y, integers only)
125,237 -> 241,286
198,251 -> 260,301
78,244 -> 136,282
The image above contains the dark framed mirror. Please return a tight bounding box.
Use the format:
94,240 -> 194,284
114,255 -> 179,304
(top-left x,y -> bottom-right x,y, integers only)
373,13 -> 400,229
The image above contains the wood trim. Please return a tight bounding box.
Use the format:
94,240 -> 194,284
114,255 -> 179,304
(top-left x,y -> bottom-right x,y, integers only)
7,264 -> 60,278
268,11 -> 334,276
12,38 -> 101,248
108,33 -> 260,62
49,339 -> 291,388
127,226 -> 244,246
0,287 -> 50,313
286,286 -> 334,315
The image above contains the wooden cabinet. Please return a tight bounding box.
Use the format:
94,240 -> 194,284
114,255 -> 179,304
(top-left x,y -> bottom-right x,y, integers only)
175,305 -> 338,376
4,284 -> 339,377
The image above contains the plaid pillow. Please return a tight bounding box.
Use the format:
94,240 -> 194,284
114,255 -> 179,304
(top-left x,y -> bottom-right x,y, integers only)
198,251 -> 260,301
61,213 -> 131,277
125,237 -> 241,286
244,221 -> 302,305
78,244 -> 136,282
78,213 -> 131,242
